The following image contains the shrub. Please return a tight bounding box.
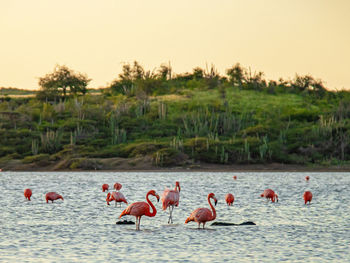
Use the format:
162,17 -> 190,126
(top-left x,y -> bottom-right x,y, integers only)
22,154 -> 50,165
153,148 -> 188,167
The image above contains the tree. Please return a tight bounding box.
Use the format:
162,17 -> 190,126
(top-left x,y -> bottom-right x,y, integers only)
38,65 -> 90,100
291,74 -> 327,97
158,63 -> 172,80
226,63 -> 245,88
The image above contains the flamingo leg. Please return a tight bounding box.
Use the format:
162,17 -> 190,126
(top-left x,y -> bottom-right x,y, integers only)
203,222 -> 206,229
168,206 -> 174,224
135,216 -> 139,230
168,207 -> 171,224
115,201 -> 117,207
138,217 -> 142,230
170,206 -> 174,224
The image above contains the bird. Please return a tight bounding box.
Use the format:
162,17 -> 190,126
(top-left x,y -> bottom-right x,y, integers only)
233,176 -> 237,180
162,181 -> 181,224
119,190 -> 160,230
305,176 -> 310,181
114,182 -> 122,191
24,188 -> 32,201
185,193 -> 217,229
106,191 -> 128,207
303,191 -> 313,204
225,193 -> 234,206
261,189 -> 278,203
102,184 -> 109,192
45,192 -> 64,203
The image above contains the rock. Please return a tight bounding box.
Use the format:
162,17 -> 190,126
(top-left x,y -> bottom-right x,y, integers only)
211,221 -> 256,226
116,220 -> 135,225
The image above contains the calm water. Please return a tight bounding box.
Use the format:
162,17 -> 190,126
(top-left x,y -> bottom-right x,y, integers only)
0,172 -> 349,262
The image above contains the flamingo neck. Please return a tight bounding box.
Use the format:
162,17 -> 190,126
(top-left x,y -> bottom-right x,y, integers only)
208,196 -> 216,220
146,193 -> 157,217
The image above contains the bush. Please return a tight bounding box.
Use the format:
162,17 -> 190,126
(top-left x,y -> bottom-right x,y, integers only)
123,142 -> 165,158
153,148 -> 188,167
22,154 -> 50,165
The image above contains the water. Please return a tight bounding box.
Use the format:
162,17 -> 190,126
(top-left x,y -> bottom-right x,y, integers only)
0,172 -> 349,262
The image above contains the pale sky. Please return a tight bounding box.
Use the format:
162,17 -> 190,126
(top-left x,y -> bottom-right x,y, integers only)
1,0 -> 349,90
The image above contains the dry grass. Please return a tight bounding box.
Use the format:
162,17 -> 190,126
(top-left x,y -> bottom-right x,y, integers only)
152,94 -> 187,101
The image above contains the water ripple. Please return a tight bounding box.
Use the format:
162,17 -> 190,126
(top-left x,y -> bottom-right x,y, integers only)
0,171 -> 349,262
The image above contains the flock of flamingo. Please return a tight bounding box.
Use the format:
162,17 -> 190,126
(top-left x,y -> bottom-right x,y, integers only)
23,175 -> 313,230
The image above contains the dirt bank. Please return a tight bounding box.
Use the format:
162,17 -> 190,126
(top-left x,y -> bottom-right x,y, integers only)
1,157 -> 350,172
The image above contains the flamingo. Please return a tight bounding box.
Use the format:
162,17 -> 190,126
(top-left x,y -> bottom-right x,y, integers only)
106,191 -> 128,207
45,192 -> 64,203
303,191 -> 313,204
261,189 -> 278,203
185,193 -> 217,229
119,190 -> 160,230
233,176 -> 237,180
162,181 -> 181,224
114,182 -> 122,191
24,188 -> 32,201
305,176 -> 310,181
225,193 -> 234,206
102,184 -> 109,192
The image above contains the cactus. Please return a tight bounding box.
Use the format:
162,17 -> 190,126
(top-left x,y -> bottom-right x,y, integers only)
70,131 -> 76,146
244,139 -> 251,161
158,102 -> 167,119
170,136 -> 183,151
259,136 -> 269,161
154,151 -> 164,167
31,139 -> 39,155
40,130 -> 62,154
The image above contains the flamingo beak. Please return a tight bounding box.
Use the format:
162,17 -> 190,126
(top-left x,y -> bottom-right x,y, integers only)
214,199 -> 218,206
156,194 -> 160,202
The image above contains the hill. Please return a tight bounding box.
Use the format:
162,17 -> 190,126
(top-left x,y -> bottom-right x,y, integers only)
1,64 -> 350,171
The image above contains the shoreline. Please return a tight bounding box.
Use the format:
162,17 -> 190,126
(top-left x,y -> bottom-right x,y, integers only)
1,162 -> 350,173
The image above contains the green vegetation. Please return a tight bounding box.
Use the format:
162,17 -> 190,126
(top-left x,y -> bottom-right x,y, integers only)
1,62 -> 350,169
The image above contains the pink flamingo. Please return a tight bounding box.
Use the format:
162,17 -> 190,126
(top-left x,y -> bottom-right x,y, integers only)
114,182 -> 122,191
261,189 -> 278,203
305,176 -> 310,181
106,191 -> 128,207
303,191 -> 313,204
225,193 -> 234,206
45,192 -> 64,203
119,190 -> 160,230
233,176 -> 237,180
24,188 -> 32,201
102,184 -> 109,192
162,181 -> 181,224
185,193 -> 217,229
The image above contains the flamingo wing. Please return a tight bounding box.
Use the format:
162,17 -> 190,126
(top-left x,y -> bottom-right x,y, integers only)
162,189 -> 180,210
262,189 -> 273,198
187,208 -> 212,223
115,192 -> 127,203
161,188 -> 170,201
111,192 -> 118,200
120,202 -> 149,217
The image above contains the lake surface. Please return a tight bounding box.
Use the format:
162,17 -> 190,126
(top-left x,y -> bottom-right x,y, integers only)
0,172 -> 349,262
